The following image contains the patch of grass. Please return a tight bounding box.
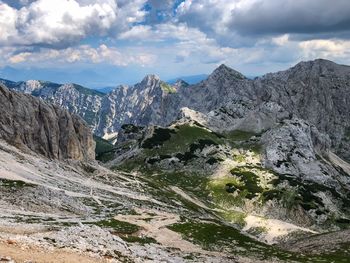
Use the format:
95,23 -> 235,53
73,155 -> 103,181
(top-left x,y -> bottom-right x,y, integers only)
160,82 -> 177,93
168,220 -> 350,262
86,219 -> 140,234
167,220 -> 296,261
0,179 -> 34,188
345,127 -> 350,138
142,127 -> 175,149
207,176 -> 247,207
121,235 -> 157,244
230,167 -> 263,199
94,135 -> 116,162
151,172 -> 210,201
225,130 -> 256,141
219,210 -> 246,227
151,124 -> 224,155
234,154 -> 246,163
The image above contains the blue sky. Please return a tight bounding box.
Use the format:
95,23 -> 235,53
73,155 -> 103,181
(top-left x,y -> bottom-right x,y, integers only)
1,0 -> 350,88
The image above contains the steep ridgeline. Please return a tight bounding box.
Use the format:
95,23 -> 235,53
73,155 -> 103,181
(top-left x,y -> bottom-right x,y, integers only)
0,78 -> 104,132
95,76 -> 187,139
1,59 -> 350,162
0,84 -> 95,160
97,59 -> 350,162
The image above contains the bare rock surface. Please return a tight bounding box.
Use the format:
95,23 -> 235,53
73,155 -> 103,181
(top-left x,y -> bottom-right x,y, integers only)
0,84 -> 95,160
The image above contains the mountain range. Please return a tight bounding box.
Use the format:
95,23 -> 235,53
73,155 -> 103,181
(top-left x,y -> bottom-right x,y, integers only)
1,59 -> 349,162
0,58 -> 350,262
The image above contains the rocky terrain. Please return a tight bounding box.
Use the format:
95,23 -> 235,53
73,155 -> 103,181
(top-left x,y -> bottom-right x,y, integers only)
0,78 -> 104,132
0,84 -> 95,160
0,59 -> 349,262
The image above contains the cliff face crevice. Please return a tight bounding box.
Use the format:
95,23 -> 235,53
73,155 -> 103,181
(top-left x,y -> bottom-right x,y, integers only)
0,84 -> 95,160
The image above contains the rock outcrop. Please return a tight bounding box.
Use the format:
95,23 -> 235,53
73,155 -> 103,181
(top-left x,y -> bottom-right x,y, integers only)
0,78 -> 104,132
0,84 -> 95,160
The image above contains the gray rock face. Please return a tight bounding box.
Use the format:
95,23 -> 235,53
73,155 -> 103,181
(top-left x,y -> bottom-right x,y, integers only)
96,75 -> 179,137
0,79 -> 104,133
255,59 -> 350,162
261,118 -> 339,186
95,60 -> 350,163
0,84 -> 95,160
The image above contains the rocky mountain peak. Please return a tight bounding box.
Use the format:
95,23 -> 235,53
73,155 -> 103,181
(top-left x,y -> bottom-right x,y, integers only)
140,74 -> 161,86
209,64 -> 247,81
291,58 -> 347,74
0,83 -> 95,160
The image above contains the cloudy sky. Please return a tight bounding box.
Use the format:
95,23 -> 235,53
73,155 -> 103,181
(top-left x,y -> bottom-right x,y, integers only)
1,0 -> 350,87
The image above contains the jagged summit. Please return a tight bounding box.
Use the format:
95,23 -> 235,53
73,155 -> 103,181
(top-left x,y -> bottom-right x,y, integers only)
209,64 -> 247,80
140,74 -> 161,85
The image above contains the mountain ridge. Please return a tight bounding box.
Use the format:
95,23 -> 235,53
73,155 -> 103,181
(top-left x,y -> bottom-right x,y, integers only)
1,58 -> 349,162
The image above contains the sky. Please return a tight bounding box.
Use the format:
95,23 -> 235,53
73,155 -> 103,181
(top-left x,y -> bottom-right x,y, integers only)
1,0 -> 350,87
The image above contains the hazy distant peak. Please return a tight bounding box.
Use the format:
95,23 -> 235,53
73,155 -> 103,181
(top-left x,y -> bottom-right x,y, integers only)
174,79 -> 189,88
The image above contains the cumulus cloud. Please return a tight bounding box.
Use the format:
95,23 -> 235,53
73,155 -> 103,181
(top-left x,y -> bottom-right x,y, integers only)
175,0 -> 350,47
299,39 -> 350,61
0,0 -> 147,48
4,44 -> 156,66
229,0 -> 350,36
2,0 -> 350,81
147,0 -> 176,21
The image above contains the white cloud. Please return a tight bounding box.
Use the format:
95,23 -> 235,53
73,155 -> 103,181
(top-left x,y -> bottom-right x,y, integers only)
5,44 -> 156,67
0,0 -> 147,48
299,39 -> 350,61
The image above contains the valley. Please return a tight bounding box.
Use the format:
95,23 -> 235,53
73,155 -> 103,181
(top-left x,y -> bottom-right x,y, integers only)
0,59 -> 350,262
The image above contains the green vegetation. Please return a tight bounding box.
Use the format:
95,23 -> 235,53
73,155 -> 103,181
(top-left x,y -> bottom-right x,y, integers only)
142,127 -> 174,149
86,219 -> 140,234
207,176 -> 247,207
0,179 -> 34,188
121,124 -> 143,134
234,153 -> 246,162
93,135 -> 116,163
168,220 -> 292,260
225,130 -> 256,141
219,210 -> 246,227
146,125 -> 223,155
168,220 -> 350,262
160,82 -> 177,93
121,236 -> 157,244
230,167 -> 264,199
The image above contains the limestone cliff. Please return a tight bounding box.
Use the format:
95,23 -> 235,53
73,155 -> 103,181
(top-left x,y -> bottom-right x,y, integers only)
0,84 -> 95,160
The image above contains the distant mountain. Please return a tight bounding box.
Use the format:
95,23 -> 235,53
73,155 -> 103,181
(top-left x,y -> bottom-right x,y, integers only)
167,74 -> 208,84
94,86 -> 116,94
2,59 -> 350,163
0,78 -> 104,131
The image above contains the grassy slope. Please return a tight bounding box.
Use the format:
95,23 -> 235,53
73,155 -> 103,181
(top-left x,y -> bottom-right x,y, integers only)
112,124 -> 350,262
93,135 -> 116,163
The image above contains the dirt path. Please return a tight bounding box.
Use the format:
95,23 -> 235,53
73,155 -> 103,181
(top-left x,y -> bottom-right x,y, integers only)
169,186 -> 210,210
114,208 -> 230,258
115,208 -> 206,253
0,241 -> 111,263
